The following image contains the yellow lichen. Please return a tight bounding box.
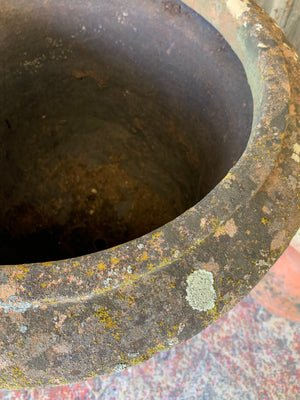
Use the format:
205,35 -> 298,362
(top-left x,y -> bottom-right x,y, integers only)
203,304 -> 219,327
122,273 -> 139,286
97,262 -> 106,271
11,265 -> 30,281
129,343 -> 167,366
110,256 -> 120,265
167,325 -> 179,338
211,216 -> 219,229
42,261 -> 53,267
152,231 -> 162,239
137,251 -> 149,262
94,306 -> 118,329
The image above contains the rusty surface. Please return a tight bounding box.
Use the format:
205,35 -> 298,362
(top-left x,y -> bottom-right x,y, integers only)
0,0 -> 299,389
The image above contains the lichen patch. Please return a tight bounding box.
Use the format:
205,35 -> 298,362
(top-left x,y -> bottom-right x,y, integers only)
186,270 -> 216,312
214,218 -> 238,238
293,143 -> 300,154
0,296 -> 33,314
291,144 -> 300,163
291,153 -> 300,163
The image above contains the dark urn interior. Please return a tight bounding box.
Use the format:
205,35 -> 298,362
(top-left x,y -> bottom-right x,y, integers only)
0,0 -> 253,264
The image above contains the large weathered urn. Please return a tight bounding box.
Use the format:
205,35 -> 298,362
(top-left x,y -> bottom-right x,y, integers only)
0,0 -> 299,389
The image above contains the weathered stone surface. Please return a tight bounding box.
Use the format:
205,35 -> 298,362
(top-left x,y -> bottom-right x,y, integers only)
0,0 -> 299,389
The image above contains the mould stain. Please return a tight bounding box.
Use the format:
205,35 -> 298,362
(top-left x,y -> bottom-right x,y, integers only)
186,269 -> 217,311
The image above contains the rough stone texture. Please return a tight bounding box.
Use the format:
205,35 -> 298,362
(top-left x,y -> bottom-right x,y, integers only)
257,0 -> 300,53
0,293 -> 299,399
0,0 -> 299,388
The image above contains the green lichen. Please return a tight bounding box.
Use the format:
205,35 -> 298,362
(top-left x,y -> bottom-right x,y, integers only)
186,269 -> 217,312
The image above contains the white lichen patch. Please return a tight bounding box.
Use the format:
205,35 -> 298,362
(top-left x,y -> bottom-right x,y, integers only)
0,296 -> 33,314
293,143 -> 300,154
168,337 -> 179,346
173,250 -> 180,259
127,265 -> 132,274
291,153 -> 300,163
256,259 -> 270,268
186,270 -> 216,312
20,325 -> 28,333
291,143 -> 300,163
128,352 -> 139,358
257,42 -> 269,49
114,363 -> 127,373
